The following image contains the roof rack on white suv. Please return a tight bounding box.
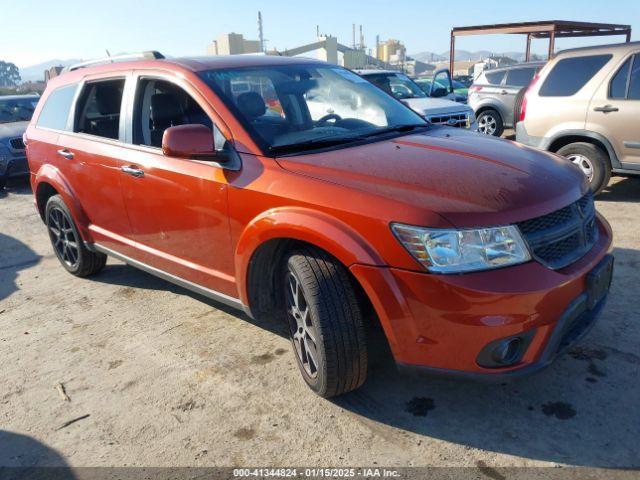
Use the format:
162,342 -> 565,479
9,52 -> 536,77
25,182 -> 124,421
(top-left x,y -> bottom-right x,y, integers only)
63,51 -> 165,73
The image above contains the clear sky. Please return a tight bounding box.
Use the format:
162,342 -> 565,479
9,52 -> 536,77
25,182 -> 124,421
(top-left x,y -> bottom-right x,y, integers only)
2,0 -> 639,67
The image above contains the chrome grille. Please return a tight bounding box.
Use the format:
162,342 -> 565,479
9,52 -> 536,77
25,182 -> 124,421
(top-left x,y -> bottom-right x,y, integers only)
9,137 -> 25,150
517,192 -> 599,270
426,112 -> 470,128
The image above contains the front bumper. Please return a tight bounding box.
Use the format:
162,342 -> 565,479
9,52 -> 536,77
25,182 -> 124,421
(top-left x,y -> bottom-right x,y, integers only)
350,215 -> 613,379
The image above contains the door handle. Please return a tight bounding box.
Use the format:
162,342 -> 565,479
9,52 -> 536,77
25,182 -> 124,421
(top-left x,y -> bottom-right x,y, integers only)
593,105 -> 619,113
56,149 -> 74,160
121,165 -> 144,178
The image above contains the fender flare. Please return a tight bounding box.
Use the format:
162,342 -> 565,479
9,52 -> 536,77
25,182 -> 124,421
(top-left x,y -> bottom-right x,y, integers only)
34,164 -> 93,242
234,207 -> 385,305
541,129 -> 622,169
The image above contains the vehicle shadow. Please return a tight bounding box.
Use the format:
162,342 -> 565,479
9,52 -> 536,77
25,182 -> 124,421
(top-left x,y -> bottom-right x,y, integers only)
2,177 -> 32,197
90,263 -> 289,339
0,430 -> 75,479
0,233 -> 42,301
334,246 -> 640,467
598,176 -> 640,203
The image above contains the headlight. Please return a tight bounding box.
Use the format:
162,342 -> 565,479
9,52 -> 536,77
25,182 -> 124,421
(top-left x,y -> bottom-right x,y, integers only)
391,223 -> 531,273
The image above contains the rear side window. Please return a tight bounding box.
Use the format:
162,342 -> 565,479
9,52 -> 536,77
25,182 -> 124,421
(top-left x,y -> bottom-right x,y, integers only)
539,54 -> 612,97
609,57 -> 632,98
484,70 -> 505,85
505,68 -> 535,87
74,79 -> 125,140
628,55 -> 640,100
36,84 -> 77,130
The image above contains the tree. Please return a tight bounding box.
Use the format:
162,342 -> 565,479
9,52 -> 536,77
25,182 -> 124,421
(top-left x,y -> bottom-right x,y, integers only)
0,61 -> 21,88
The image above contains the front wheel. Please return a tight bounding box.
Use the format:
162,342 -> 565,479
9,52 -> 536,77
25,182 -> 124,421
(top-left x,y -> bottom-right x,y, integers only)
476,109 -> 504,137
45,195 -> 107,276
283,247 -> 367,398
557,142 -> 611,194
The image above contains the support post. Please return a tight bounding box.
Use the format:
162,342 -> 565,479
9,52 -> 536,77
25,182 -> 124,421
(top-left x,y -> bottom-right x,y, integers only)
449,32 -> 455,74
525,34 -> 532,62
548,31 -> 556,60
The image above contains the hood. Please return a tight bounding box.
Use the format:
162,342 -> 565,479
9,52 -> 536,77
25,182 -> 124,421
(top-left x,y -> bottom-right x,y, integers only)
276,128 -> 586,228
402,97 -> 471,116
0,121 -> 29,145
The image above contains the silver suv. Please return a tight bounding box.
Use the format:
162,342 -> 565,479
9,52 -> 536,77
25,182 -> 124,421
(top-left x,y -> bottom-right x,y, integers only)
469,62 -> 544,136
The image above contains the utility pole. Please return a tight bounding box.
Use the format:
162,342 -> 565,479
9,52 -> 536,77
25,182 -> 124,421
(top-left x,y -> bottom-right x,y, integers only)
258,11 -> 265,52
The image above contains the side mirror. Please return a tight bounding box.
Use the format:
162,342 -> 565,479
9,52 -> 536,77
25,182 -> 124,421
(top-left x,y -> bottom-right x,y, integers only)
162,124 -> 217,160
431,87 -> 448,98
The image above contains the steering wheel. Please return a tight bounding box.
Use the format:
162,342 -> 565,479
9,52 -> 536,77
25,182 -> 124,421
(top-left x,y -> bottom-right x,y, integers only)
316,113 -> 342,126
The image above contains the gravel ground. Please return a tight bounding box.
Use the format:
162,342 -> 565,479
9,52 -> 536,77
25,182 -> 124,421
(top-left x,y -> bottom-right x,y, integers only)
0,176 -> 639,469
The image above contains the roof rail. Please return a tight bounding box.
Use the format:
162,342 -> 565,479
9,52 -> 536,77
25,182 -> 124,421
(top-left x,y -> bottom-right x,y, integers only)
63,51 -> 165,72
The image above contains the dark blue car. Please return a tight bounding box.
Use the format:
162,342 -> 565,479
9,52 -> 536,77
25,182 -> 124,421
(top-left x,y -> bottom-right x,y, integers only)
0,94 -> 39,189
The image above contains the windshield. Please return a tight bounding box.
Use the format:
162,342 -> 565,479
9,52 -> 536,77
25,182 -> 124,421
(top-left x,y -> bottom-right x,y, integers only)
0,97 -> 39,123
199,65 -> 426,154
363,73 -> 426,100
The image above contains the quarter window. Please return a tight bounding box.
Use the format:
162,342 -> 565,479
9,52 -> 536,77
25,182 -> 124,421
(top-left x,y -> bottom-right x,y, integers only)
36,84 -> 77,131
609,57 -> 632,98
539,54 -> 612,97
74,79 -> 125,140
505,68 -> 535,87
628,55 -> 640,100
484,70 -> 505,85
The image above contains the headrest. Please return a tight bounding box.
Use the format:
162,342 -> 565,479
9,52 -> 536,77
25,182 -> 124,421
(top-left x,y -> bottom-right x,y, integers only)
236,92 -> 266,120
150,93 -> 183,124
94,85 -> 123,115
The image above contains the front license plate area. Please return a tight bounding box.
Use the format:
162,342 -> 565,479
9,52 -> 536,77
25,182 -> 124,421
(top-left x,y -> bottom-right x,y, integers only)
586,255 -> 614,310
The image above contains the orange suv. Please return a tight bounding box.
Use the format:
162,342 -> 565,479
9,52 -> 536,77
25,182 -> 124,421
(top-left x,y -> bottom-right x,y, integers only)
25,52 -> 613,397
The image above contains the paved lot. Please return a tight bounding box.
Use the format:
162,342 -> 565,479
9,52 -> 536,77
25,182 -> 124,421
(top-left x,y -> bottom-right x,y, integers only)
0,176 -> 639,468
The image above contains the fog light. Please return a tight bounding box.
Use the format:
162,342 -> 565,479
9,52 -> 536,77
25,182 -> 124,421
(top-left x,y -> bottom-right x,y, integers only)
477,330 -> 536,368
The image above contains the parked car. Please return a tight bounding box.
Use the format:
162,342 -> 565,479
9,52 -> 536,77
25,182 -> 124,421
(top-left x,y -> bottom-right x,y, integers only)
517,42 -> 640,193
469,62 -> 545,136
355,70 -> 476,129
26,53 -> 613,398
414,77 -> 468,103
0,94 -> 40,189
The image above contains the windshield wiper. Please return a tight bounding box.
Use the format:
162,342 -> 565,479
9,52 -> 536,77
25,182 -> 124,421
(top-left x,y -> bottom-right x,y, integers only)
363,123 -> 429,138
269,135 -> 367,155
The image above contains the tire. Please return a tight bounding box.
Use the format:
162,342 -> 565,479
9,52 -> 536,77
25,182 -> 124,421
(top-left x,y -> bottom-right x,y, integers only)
557,142 -> 611,194
476,108 -> 504,137
282,246 -> 367,398
513,88 -> 527,127
45,195 -> 107,277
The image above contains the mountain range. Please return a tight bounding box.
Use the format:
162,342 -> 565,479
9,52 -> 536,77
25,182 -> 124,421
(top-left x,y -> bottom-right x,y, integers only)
409,50 -> 542,63
18,59 -> 81,83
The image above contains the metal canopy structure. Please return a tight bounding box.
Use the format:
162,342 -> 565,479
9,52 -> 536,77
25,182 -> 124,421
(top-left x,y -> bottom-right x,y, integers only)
450,20 -> 632,73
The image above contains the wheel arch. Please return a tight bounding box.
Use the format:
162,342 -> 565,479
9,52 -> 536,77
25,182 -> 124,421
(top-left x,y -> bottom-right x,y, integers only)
236,207 -> 385,318
33,165 -> 93,241
546,131 -> 619,169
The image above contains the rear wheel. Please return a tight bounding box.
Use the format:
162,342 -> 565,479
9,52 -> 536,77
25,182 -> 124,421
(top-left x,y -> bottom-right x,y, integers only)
45,195 -> 107,276
557,142 -> 611,194
477,109 -> 504,137
513,88 -> 527,127
283,246 -> 367,398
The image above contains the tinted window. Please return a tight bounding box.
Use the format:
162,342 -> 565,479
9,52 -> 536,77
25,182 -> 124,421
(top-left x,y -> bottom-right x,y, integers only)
629,55 -> 640,100
74,79 -> 125,140
484,70 -> 505,85
505,68 -> 535,87
132,79 -> 219,149
0,96 -> 39,123
609,57 -> 631,98
36,85 -> 77,130
539,55 -> 612,97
